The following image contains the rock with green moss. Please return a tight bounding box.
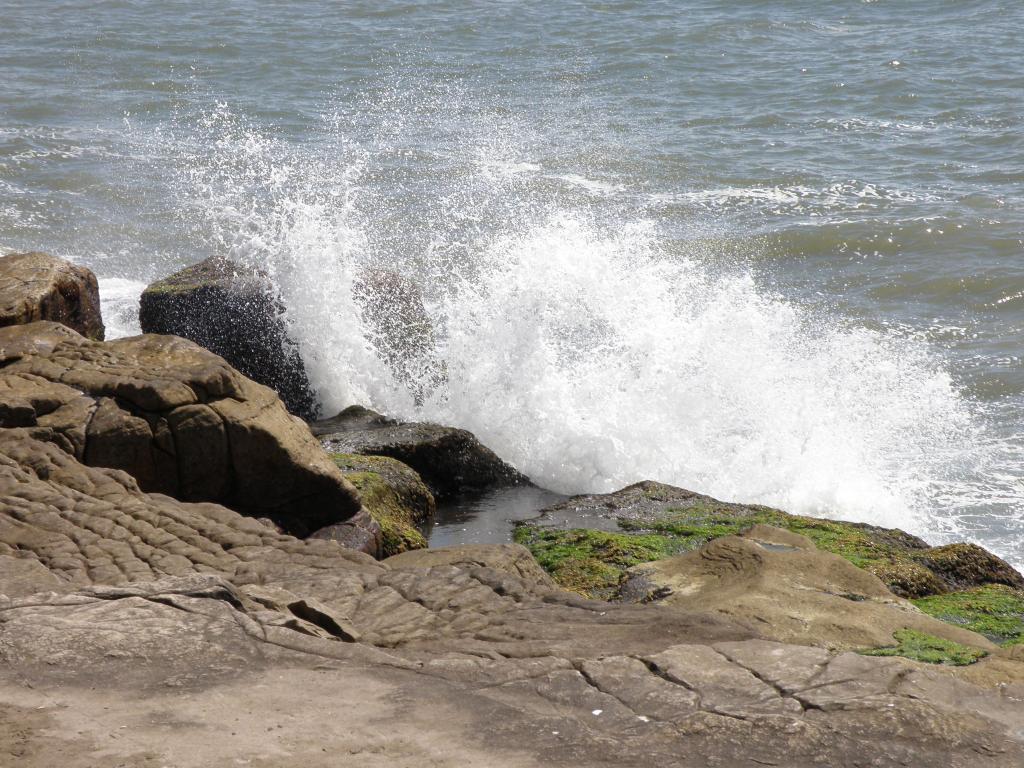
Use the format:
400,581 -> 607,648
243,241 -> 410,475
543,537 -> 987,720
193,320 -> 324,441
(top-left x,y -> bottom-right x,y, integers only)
518,481 -> 1023,600
512,526 -> 684,599
330,453 -> 435,557
912,584 -> 1024,646
860,629 -> 988,666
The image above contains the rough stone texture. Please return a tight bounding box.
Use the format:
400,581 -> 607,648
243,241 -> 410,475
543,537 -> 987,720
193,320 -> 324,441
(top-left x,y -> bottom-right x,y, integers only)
331,452 -> 434,556
623,525 -> 1000,652
525,480 -> 1023,599
0,321 -> 365,539
0,251 -> 104,340
314,405 -> 528,498
385,543 -> 556,586
917,542 -> 1024,592
139,256 -> 318,419
1,434 -> 1023,766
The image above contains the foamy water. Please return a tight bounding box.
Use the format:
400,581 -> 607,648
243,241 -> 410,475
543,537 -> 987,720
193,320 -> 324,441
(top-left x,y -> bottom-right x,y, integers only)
165,105 -> 1010,556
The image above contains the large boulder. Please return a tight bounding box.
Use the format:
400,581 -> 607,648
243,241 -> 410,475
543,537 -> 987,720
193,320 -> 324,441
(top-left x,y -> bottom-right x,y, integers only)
0,321 -> 365,539
139,258 -> 447,419
353,268 -> 446,405
139,256 -> 318,419
0,251 -> 104,340
313,405 -> 527,498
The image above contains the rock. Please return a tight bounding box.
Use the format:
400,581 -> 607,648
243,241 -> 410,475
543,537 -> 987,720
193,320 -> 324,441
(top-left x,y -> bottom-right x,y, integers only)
916,543 -> 1024,592
330,453 -> 434,556
622,525 -> 998,653
138,259 -> 448,419
0,321 -> 362,537
2,431 -> 1024,766
308,507 -> 385,559
138,256 -> 318,420
385,543 -> 556,586
313,405 -> 527,498
0,251 -> 104,340
516,480 -> 1020,599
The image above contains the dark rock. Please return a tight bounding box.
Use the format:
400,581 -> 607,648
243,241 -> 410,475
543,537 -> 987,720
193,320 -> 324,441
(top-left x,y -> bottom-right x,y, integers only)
0,321 -> 361,538
0,251 -> 104,340
313,405 -> 527,498
917,543 -> 1024,592
308,507 -> 384,559
139,256 -> 318,420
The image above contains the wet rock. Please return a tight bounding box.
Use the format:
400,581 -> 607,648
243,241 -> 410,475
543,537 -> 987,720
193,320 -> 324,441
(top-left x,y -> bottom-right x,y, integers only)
139,256 -> 318,420
518,480 -> 1019,599
313,405 -> 527,498
916,542 -> 1024,592
0,321 -> 361,537
330,453 -> 434,556
308,507 -> 384,559
0,251 -> 104,340
353,268 -> 445,405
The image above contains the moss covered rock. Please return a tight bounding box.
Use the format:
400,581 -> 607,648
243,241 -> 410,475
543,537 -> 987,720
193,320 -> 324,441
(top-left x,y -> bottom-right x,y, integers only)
860,629 -> 988,666
513,526 -> 684,599
331,453 -> 435,557
516,481 -> 1023,601
912,584 -> 1024,647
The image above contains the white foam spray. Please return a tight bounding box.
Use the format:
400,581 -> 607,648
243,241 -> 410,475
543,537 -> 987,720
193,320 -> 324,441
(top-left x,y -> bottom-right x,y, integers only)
163,99 -> 1014,557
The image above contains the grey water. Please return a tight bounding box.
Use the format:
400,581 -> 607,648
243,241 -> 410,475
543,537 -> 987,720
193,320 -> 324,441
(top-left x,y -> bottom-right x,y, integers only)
2,1 -> 1023,565
425,486 -> 567,548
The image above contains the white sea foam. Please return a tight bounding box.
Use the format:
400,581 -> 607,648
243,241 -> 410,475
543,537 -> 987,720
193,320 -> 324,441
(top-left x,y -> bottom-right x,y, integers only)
98,276 -> 147,338
163,104 -> 1017,559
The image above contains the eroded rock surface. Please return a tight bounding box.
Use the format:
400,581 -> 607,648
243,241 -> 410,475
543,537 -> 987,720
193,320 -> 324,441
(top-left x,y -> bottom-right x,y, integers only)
521,480 -> 1024,599
1,431 -> 1023,767
314,405 -> 527,498
0,251 -> 104,340
0,322 -> 364,538
623,525 -> 1001,652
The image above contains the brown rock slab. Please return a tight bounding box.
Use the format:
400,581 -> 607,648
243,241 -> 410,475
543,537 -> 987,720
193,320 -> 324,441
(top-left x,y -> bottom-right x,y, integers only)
625,527 -> 999,652
0,251 -> 104,340
0,322 -> 362,537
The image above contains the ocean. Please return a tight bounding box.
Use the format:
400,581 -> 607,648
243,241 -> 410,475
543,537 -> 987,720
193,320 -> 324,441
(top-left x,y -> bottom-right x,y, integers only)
2,1 -> 1022,566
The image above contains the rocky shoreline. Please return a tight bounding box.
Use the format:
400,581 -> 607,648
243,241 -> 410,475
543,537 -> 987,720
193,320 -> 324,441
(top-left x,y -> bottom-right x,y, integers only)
1,251 -> 1023,767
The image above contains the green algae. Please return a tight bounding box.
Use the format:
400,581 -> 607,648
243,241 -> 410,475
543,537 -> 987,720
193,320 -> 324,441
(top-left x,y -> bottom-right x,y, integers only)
512,526 -> 685,599
331,454 -> 432,557
859,629 -> 987,666
912,585 -> 1024,647
617,501 -> 945,597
